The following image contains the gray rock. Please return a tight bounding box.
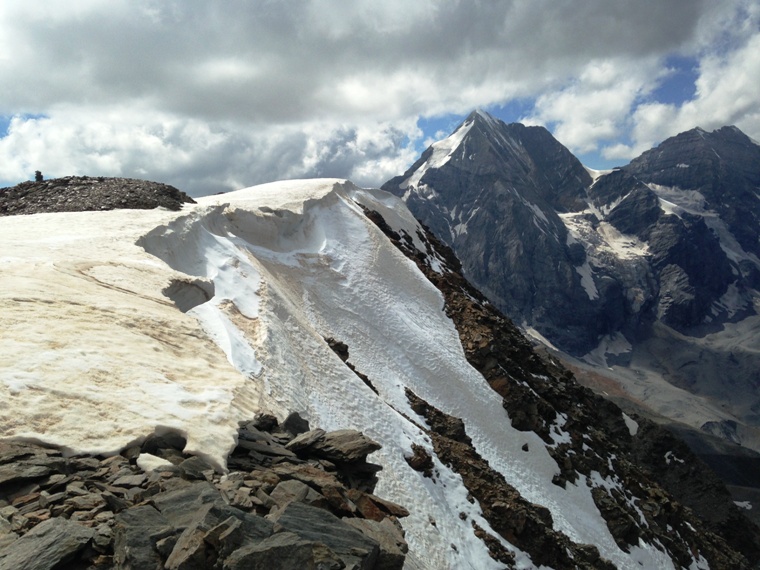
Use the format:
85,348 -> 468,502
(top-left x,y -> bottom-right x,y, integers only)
0,464 -> 51,486
223,531 -> 343,570
269,479 -> 325,509
284,429 -> 326,453
0,517 -> 94,570
113,504 -> 175,570
236,439 -> 297,459
311,430 -> 381,463
178,456 -> 216,480
151,481 -> 220,530
344,518 -> 408,570
270,501 -> 379,569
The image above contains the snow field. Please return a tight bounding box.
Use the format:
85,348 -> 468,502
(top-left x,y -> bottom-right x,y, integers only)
0,179 -> 687,568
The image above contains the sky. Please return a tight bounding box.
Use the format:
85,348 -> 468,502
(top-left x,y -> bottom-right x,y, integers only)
0,1 -> 758,197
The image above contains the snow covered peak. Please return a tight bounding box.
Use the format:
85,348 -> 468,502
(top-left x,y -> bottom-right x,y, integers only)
398,116 -> 475,190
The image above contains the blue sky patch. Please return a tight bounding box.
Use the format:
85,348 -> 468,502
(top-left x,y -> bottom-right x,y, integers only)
650,55 -> 698,105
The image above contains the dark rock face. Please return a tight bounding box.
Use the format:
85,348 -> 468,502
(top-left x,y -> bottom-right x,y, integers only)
0,416 -> 407,570
383,111 -> 608,354
626,126 -> 760,260
383,114 -> 760,355
0,176 -> 195,216
361,203 -> 760,569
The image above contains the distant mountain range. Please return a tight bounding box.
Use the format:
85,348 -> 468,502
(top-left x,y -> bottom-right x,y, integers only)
383,111 -> 760,457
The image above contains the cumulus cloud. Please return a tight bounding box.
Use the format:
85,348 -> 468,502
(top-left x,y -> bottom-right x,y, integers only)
0,0 -> 758,192
521,0 -> 760,163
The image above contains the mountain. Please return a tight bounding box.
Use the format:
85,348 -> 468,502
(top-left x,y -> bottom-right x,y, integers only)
384,110 -> 601,354
2,177 -> 759,568
383,112 -> 760,353
382,113 -> 760,453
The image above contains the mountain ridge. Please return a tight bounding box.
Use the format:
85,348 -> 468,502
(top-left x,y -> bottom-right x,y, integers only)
382,111 -> 760,505
3,176 -> 759,567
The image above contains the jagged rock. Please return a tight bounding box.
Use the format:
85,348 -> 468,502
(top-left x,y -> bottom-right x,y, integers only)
178,456 -> 215,481
0,517 -> 94,570
223,531 -> 343,570
284,429 -> 326,453
270,501 -> 380,569
113,505 -> 175,569
344,517 -> 408,570
269,479 -> 326,509
0,176 -> 195,216
0,420 -> 407,569
309,430 -> 381,464
0,464 -> 51,487
405,444 -> 434,477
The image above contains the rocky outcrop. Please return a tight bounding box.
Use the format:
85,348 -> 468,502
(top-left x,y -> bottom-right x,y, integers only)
0,176 -> 195,216
405,387 -> 615,569
0,414 -> 408,569
360,202 -> 760,568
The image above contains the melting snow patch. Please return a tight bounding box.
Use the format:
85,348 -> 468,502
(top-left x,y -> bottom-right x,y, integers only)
622,413 -> 639,437
574,260 -> 599,300
735,501 -> 752,510
583,166 -> 613,187
647,184 -> 707,216
664,451 -> 685,465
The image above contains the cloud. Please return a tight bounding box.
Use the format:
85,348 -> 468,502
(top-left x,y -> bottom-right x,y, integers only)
520,0 -> 760,163
629,31 -> 760,149
0,0 -> 757,191
0,107 -> 421,196
523,58 -> 663,154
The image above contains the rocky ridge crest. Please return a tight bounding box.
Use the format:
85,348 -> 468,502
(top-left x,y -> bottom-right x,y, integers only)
360,202 -> 760,568
0,176 -> 195,216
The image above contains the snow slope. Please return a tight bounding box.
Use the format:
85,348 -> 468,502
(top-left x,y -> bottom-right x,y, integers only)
1,179 -> 679,569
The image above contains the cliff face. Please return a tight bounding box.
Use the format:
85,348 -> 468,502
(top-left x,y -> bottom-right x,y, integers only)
363,203 -> 760,568
384,111 -> 606,355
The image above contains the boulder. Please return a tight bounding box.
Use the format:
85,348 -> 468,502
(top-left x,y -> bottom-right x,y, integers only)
270,501 -> 380,569
0,517 -> 94,570
310,430 -> 381,463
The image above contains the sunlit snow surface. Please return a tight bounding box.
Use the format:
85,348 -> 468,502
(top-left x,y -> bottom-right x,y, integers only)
0,179 -> 679,569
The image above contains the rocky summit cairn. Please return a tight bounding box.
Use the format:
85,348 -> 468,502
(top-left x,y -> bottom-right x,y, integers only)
0,175 -> 196,216
0,412 -> 408,569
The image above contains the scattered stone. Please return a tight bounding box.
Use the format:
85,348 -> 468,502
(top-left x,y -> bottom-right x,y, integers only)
178,456 -> 215,481
285,429 -> 326,454
0,416 -> 407,569
271,501 -> 380,569
0,517 -> 94,570
0,176 -> 195,216
405,444 -> 434,477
